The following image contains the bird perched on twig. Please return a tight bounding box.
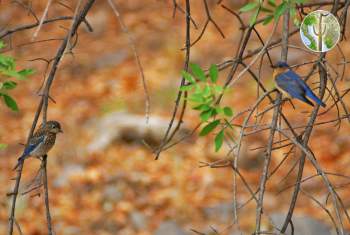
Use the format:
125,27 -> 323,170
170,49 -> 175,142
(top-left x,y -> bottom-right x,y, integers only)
13,120 -> 63,170
273,61 -> 326,107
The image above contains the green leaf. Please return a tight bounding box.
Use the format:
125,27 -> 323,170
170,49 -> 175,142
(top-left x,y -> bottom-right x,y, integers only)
0,41 -> 5,49
199,120 -> 220,136
203,84 -> 211,97
190,63 -> 206,81
0,69 -> 21,79
180,84 -> 194,91
181,70 -> 195,83
189,93 -> 204,103
0,55 -> 15,70
200,109 -> 213,122
3,94 -> 18,111
239,2 -> 258,12
295,0 -> 306,3
274,2 -> 287,21
223,107 -> 233,117
209,64 -> 218,83
267,0 -> 276,7
214,130 -> 224,152
215,107 -> 223,115
193,104 -> 211,111
249,8 -> 260,26
0,143 -> 7,149
3,81 -> 17,90
263,15 -> 274,25
18,68 -> 35,78
214,85 -> 224,94
260,7 -> 273,13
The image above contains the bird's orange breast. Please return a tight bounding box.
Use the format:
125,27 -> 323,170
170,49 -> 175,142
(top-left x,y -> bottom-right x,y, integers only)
273,68 -> 291,98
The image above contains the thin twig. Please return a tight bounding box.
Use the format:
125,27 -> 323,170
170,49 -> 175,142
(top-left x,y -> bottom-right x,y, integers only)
42,155 -> 53,234
107,0 -> 151,123
31,0 -> 53,41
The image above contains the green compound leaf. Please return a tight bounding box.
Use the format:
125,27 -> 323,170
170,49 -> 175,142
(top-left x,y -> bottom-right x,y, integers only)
215,130 -> 224,152
190,63 -> 206,82
199,119 -> 220,136
209,64 -> 218,83
239,2 -> 258,12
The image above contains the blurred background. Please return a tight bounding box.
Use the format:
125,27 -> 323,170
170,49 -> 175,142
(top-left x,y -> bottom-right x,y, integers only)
0,0 -> 350,234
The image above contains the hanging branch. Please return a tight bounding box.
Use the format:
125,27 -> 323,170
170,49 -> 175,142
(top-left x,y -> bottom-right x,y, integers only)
155,0 -> 192,160
7,1 -> 96,234
107,0 -> 151,123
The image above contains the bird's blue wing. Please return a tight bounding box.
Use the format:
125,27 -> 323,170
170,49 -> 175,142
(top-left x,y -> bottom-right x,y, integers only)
284,70 -> 325,107
21,135 -> 45,157
275,71 -> 305,98
275,70 -> 314,106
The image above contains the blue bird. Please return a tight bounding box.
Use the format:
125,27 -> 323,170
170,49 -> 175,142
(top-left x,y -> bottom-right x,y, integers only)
14,120 -> 63,170
273,61 -> 326,107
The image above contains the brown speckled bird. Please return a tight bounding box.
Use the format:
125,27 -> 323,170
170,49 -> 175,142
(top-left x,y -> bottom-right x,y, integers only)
14,120 -> 63,170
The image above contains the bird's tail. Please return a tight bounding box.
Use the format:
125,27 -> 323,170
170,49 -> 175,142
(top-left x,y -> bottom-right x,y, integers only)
306,91 -> 326,107
13,155 -> 25,170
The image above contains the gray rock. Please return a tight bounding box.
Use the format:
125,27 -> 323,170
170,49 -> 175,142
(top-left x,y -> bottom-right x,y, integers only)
94,50 -> 128,69
86,112 -> 190,152
103,185 -> 123,203
154,221 -> 188,235
203,203 -> 232,223
130,211 -> 147,230
271,213 -> 332,235
53,164 -> 85,187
